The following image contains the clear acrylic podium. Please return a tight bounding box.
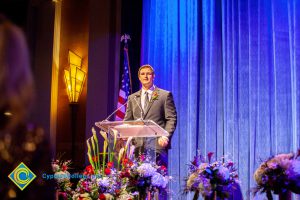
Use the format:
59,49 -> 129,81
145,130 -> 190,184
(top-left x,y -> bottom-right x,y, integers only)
95,120 -> 169,138
95,120 -> 167,200
95,120 -> 169,172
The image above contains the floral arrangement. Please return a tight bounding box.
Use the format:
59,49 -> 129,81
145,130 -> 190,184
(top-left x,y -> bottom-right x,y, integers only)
51,159 -> 73,199
151,91 -> 159,101
120,154 -> 170,199
184,152 -> 239,200
53,128 -> 171,200
253,149 -> 300,199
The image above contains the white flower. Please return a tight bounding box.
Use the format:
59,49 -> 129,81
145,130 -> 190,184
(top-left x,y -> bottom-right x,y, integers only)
104,193 -> 114,200
137,163 -> 157,177
54,171 -> 70,182
117,193 -> 134,200
73,193 -> 92,200
199,163 -> 208,172
72,193 -> 80,200
151,172 -> 168,188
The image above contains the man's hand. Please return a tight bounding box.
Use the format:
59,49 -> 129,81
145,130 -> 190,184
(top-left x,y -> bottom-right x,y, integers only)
158,136 -> 169,147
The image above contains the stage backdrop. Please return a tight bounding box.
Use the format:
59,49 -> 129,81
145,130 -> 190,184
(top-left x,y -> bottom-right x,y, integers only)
141,0 -> 300,199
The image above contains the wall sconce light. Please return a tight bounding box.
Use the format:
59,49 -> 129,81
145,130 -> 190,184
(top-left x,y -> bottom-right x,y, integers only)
63,50 -> 86,162
64,50 -> 86,103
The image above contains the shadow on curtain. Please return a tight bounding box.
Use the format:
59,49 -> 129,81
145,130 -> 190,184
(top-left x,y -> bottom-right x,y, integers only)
141,0 -> 300,199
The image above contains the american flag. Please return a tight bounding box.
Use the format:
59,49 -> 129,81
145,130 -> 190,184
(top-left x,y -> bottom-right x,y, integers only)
115,38 -> 132,120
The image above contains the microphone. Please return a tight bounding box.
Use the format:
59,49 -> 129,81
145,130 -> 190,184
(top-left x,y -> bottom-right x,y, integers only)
99,94 -> 143,125
102,100 -> 129,122
95,100 -> 129,134
134,95 -> 144,121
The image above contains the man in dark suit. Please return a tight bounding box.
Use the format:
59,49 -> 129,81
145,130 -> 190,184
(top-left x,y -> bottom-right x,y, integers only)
124,64 -> 177,166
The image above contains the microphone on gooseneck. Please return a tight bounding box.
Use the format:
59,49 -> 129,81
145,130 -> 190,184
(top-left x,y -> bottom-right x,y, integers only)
134,94 -> 143,121
102,100 -> 129,122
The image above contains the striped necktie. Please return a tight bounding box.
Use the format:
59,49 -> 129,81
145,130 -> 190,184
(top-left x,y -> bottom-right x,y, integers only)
144,91 -> 149,111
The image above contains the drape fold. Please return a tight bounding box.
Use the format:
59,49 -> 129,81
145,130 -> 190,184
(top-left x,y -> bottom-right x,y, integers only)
141,0 -> 300,199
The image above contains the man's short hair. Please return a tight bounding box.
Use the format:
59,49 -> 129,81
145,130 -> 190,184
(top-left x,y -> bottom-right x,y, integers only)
138,64 -> 155,76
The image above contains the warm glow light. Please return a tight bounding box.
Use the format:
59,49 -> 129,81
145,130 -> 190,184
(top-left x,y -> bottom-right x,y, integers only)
4,111 -> 12,116
68,50 -> 82,67
64,70 -> 72,102
64,51 -> 86,103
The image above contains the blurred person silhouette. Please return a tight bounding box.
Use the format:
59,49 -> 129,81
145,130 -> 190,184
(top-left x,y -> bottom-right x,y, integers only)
0,15 -> 54,199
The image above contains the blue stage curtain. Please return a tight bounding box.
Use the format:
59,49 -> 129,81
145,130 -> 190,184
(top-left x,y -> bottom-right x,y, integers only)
141,0 -> 300,199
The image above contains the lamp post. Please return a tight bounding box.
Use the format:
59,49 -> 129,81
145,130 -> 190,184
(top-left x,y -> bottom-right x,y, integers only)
64,50 -> 86,161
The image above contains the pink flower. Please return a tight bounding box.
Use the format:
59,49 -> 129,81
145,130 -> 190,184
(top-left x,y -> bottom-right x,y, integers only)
227,161 -> 234,168
207,152 -> 214,163
52,163 -> 60,172
267,153 -> 293,170
192,156 -> 199,166
139,155 -> 146,161
58,192 -> 68,198
160,165 -> 167,171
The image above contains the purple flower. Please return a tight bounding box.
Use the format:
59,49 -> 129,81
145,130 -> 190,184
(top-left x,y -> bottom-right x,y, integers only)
218,165 -> 230,180
287,160 -> 300,179
97,177 -> 110,188
186,152 -> 238,199
137,163 -> 157,177
151,172 -> 168,188
198,177 -> 212,197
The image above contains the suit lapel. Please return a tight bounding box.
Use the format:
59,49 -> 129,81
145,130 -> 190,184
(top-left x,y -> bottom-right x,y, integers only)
135,90 -> 143,116
143,87 -> 159,117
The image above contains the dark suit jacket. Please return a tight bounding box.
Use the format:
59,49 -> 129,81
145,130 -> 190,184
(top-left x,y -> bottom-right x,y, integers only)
124,87 -> 177,150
